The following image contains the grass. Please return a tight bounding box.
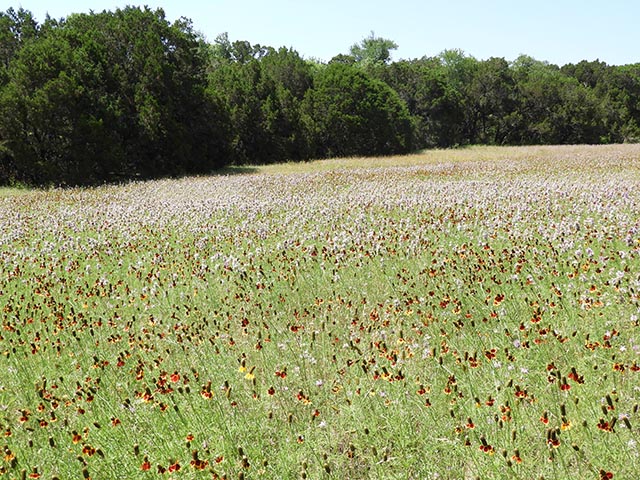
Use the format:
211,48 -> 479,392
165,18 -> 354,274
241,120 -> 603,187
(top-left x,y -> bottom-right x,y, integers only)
0,187 -> 30,198
253,144 -> 640,174
1,144 -> 640,479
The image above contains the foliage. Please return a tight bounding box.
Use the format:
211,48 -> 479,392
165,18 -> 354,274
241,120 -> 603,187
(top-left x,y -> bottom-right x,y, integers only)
0,7 -> 38,73
467,57 -> 517,144
349,31 -> 398,66
371,58 -> 466,148
507,57 -> 609,144
304,63 -> 414,157
0,7 -> 230,185
207,44 -> 313,164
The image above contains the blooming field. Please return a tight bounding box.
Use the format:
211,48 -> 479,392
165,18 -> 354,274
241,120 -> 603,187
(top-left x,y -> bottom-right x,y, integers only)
1,145 -> 640,479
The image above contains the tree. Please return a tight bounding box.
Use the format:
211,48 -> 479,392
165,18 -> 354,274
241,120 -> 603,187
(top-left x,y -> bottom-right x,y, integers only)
328,53 -> 356,66
0,8 -> 41,182
370,58 -> 465,148
303,63 -> 414,158
207,42 -> 313,164
259,47 -> 314,160
436,49 -> 480,143
0,31 -> 105,184
468,57 -> 517,144
0,7 -> 230,185
597,64 -> 640,142
561,60 -> 609,89
208,32 -> 268,67
349,32 -> 398,66
0,7 -> 38,70
507,56 -> 607,144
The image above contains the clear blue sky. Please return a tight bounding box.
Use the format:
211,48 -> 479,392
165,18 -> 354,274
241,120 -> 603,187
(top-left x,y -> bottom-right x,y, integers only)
6,0 -> 639,65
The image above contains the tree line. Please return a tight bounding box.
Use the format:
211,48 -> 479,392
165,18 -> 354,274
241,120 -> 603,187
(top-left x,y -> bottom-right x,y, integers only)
1,6 -> 639,186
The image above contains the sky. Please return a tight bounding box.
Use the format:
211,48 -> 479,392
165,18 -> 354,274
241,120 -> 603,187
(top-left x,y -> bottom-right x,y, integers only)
5,0 -> 640,66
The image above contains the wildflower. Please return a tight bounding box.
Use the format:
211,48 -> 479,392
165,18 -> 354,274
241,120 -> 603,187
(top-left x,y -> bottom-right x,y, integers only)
613,363 -> 625,372
190,449 -> 208,470
511,449 -> 522,464
597,419 -> 613,432
479,444 -> 495,455
567,368 -> 584,384
540,411 -> 549,425
200,381 -> 213,399
514,386 -> 527,399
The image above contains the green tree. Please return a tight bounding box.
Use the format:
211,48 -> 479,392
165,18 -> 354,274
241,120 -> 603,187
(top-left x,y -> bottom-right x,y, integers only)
561,60 -> 609,89
468,57 -> 518,144
0,7 -> 38,71
303,63 -> 414,157
208,43 -> 313,164
370,58 -> 465,148
208,32 -> 268,67
259,47 -> 314,160
0,31 -> 106,184
0,7 -> 230,185
597,64 -> 640,142
349,32 -> 398,66
437,49 -> 480,143
328,53 -> 356,66
508,56 -> 607,144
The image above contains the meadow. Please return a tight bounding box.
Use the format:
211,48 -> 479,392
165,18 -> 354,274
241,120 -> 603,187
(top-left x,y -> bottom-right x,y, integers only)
1,144 -> 639,479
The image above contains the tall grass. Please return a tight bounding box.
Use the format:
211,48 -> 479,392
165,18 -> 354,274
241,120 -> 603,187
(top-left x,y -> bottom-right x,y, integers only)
1,144 -> 639,479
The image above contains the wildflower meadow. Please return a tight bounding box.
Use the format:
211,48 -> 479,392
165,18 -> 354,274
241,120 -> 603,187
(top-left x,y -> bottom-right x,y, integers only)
1,144 -> 639,479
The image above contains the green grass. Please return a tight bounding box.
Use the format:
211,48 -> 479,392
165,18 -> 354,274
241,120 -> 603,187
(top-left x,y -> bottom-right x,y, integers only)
1,144 -> 640,479
0,187 -> 30,198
